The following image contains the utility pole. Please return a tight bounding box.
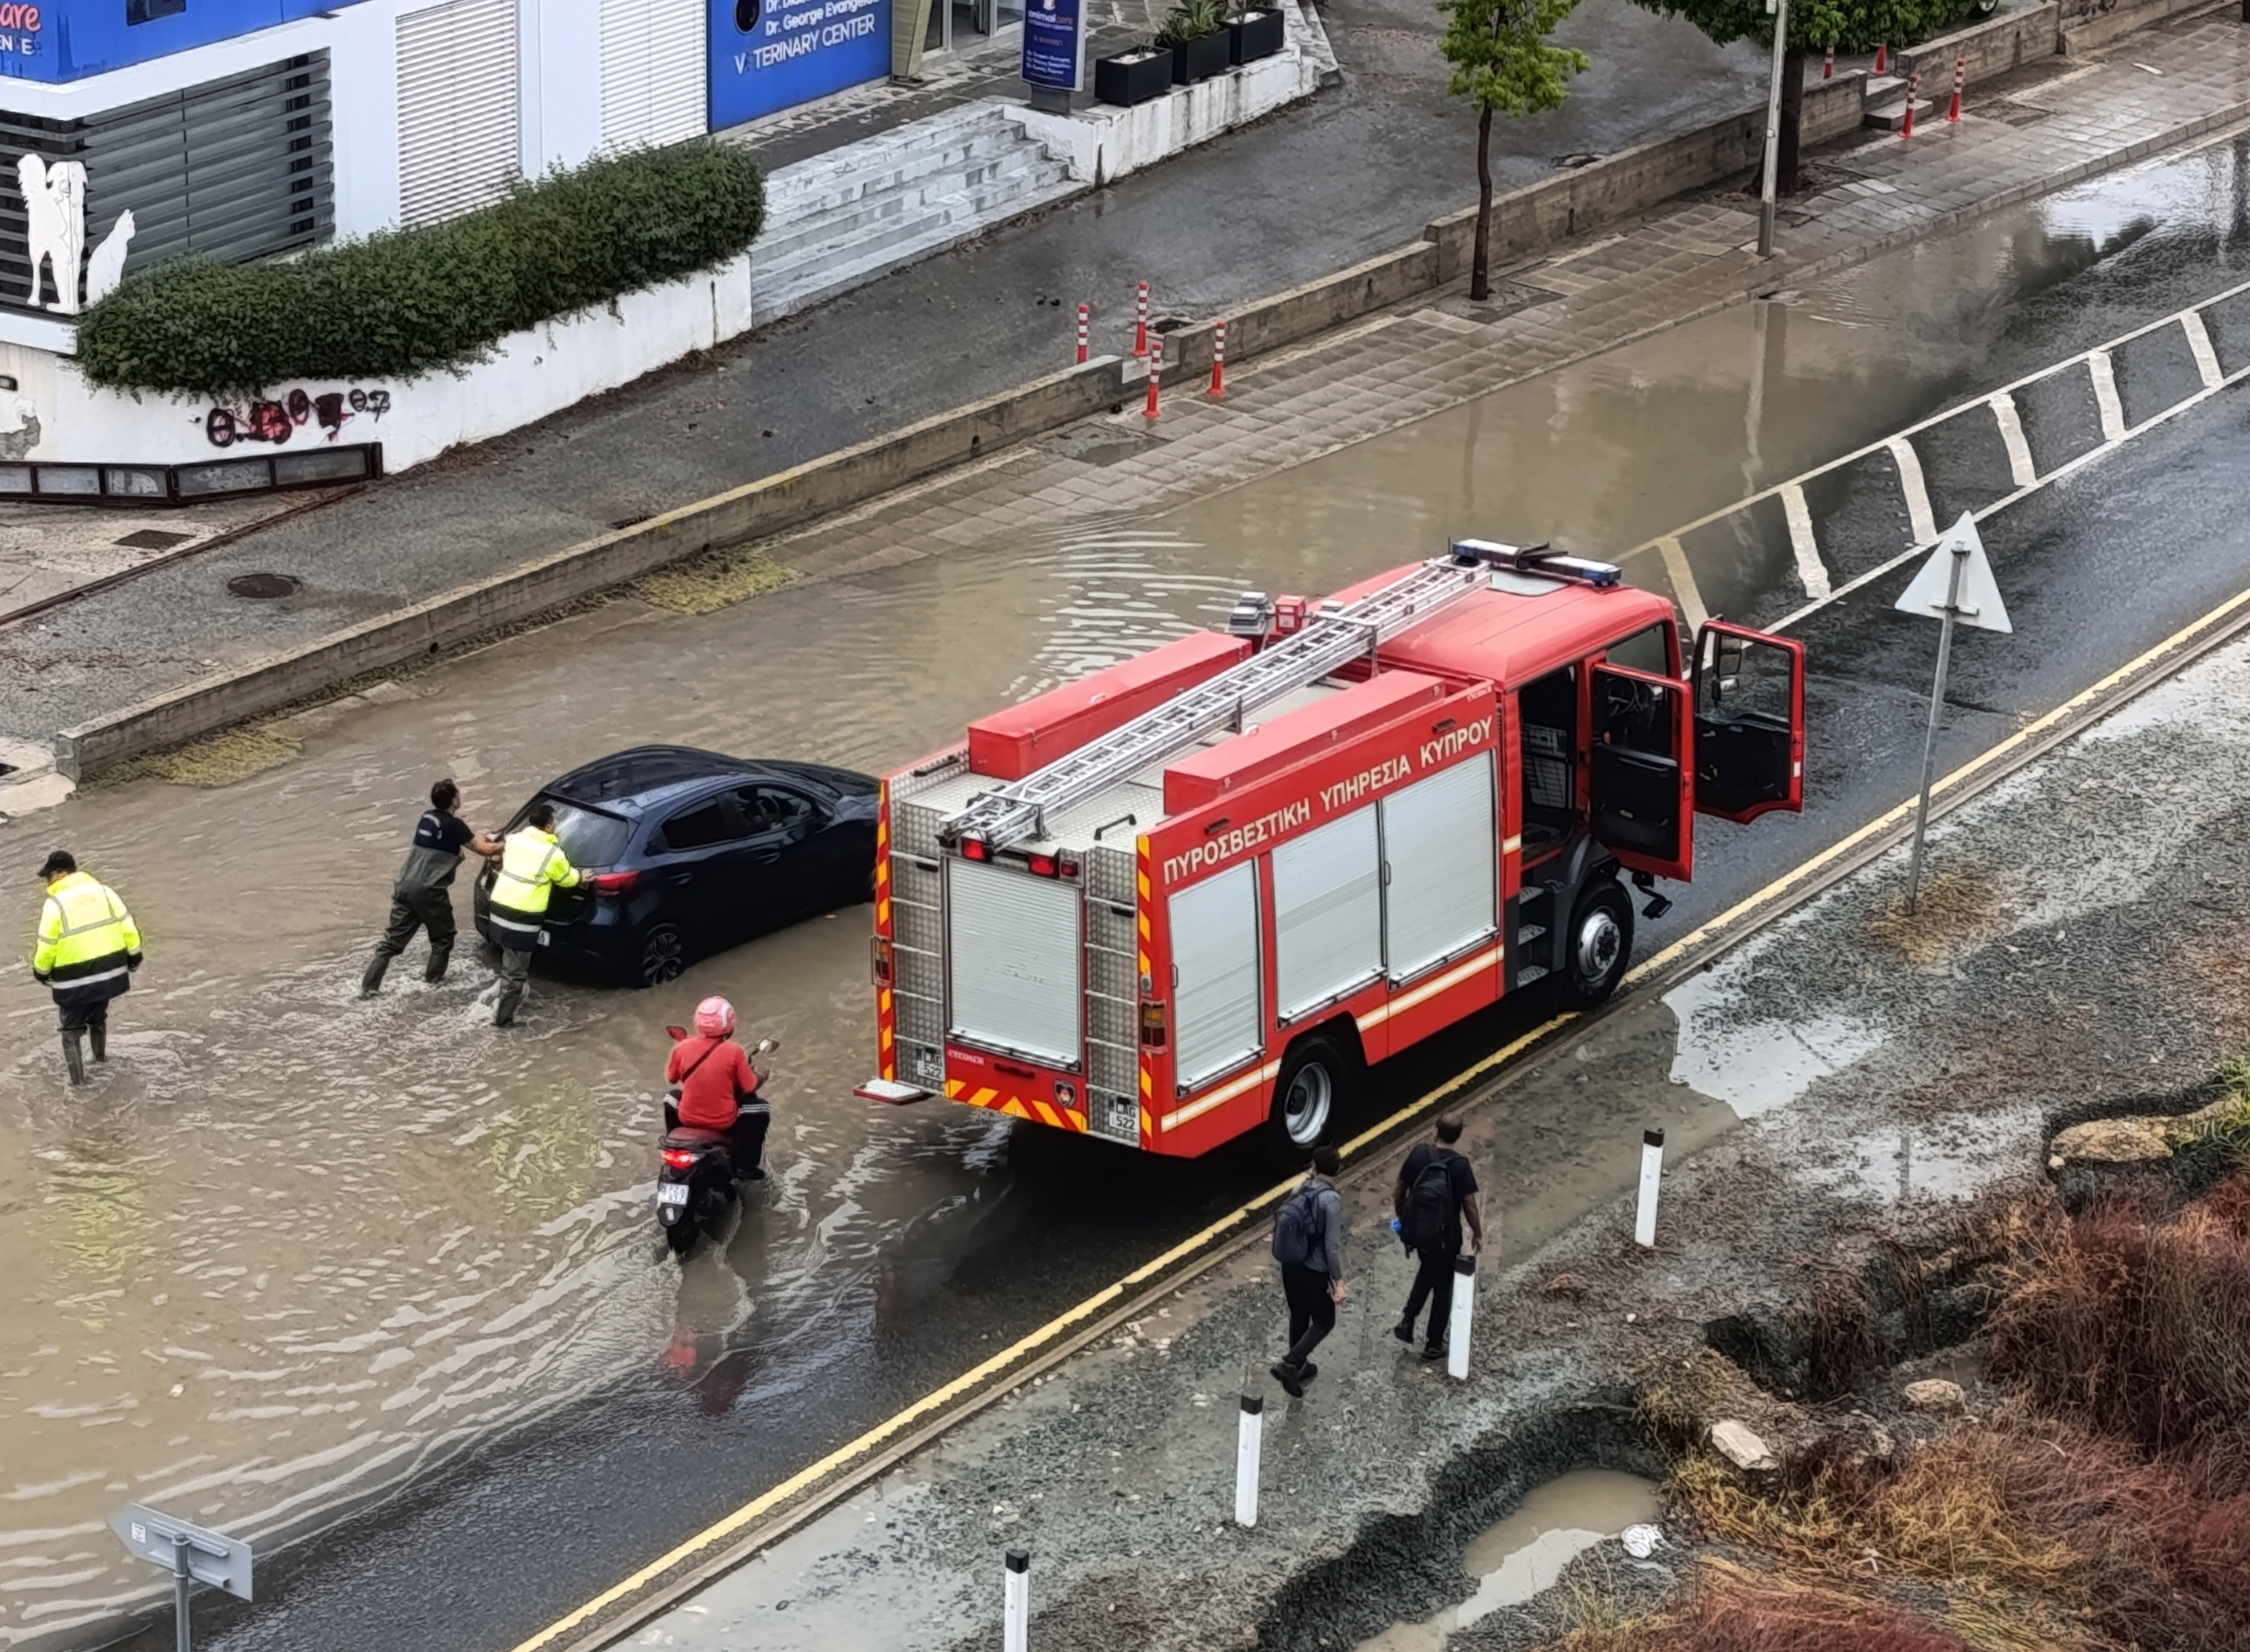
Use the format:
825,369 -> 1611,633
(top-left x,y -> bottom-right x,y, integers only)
1758,0 -> 1790,258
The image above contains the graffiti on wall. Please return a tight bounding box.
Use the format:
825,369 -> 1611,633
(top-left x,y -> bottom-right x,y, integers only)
205,385 -> 392,448
14,153 -> 135,314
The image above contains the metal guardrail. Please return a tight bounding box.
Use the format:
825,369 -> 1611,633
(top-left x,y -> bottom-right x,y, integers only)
0,443 -> 383,507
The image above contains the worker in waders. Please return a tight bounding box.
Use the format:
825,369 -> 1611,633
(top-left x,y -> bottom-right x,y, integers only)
360,777 -> 501,996
486,802 -> 582,1028
31,850 -> 142,1085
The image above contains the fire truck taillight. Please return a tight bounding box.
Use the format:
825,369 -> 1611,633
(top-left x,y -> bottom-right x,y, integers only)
1025,852 -> 1079,878
871,937 -> 893,985
1139,1000 -> 1169,1049
960,838 -> 991,862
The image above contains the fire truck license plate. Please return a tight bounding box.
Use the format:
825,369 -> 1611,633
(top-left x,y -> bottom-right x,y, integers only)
915,1050 -> 943,1085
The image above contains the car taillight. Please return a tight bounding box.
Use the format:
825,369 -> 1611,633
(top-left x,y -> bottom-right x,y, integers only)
872,936 -> 893,985
590,869 -> 639,896
661,1148 -> 698,1170
1139,1000 -> 1169,1049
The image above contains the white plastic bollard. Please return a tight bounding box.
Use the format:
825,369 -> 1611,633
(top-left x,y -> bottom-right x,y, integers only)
1447,1252 -> 1475,1380
1635,1128 -> 1665,1248
1004,1548 -> 1030,1652
1235,1392 -> 1263,1526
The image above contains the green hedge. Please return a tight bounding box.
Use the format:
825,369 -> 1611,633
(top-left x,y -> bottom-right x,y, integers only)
77,142 -> 766,401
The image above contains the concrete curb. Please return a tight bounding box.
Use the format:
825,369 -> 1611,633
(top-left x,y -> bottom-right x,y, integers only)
54,55 -> 2250,780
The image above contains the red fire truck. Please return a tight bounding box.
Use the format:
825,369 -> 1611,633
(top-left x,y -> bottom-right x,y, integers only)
859,541 -> 1806,1157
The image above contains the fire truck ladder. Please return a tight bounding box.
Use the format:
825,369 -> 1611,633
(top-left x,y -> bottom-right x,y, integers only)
944,545 -> 1555,850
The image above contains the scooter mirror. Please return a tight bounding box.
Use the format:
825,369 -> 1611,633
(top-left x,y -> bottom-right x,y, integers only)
666,1025 -> 689,1042
754,1037 -> 779,1055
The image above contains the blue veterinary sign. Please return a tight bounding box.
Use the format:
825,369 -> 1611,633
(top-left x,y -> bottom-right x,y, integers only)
710,0 -> 892,129
1020,0 -> 1080,89
0,0 -> 371,83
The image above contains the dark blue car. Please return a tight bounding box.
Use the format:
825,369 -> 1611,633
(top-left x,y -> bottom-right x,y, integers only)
473,745 -> 879,986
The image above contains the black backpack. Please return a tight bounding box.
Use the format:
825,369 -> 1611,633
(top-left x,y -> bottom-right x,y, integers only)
1400,1151 -> 1456,1251
1272,1181 -> 1324,1266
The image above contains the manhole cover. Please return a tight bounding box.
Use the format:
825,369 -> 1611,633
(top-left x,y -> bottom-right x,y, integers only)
115,529 -> 194,551
227,572 -> 300,599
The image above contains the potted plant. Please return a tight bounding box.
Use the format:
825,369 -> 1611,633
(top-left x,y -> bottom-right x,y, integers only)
1228,0 -> 1285,63
1095,44 -> 1175,104
1156,0 -> 1231,84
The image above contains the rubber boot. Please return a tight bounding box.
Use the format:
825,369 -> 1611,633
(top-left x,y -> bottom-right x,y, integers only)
61,1030 -> 84,1086
88,1022 -> 106,1064
361,951 -> 390,996
424,944 -> 451,985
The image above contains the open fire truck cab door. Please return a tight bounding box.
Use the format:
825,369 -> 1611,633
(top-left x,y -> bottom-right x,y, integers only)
1588,661 -> 1694,882
1691,621 -> 1807,824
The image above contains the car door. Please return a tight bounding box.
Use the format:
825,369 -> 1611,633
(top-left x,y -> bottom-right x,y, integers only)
1585,659 -> 1694,882
731,784 -> 827,928
1692,621 -> 1807,823
651,792 -> 756,950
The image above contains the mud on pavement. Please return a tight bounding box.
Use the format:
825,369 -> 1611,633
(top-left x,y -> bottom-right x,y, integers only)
611,607 -> 2250,1652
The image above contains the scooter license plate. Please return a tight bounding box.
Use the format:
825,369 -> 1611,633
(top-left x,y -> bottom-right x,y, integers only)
657,1183 -> 690,1207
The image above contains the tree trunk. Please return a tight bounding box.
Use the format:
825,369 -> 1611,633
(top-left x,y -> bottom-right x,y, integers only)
1778,44 -> 1807,195
1472,103 -> 1493,303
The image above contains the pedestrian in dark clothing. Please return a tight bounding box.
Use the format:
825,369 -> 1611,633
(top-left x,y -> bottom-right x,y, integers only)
1392,1114 -> 1484,1360
361,779 -> 500,995
1269,1144 -> 1347,1399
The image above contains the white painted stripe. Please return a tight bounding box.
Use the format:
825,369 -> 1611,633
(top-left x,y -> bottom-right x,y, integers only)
1654,536 -> 1709,634
1779,482 -> 1830,602
1160,1059 -> 1280,1133
1989,392 -> 2037,489
1357,944 -> 1503,1033
2182,310 -> 2225,391
1885,436 -> 1937,546
2088,348 -> 2126,443
1502,834 -> 1523,856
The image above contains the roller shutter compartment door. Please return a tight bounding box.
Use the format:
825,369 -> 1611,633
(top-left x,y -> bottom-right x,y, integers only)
1271,806 -> 1381,1020
1380,754 -> 1498,980
946,858 -> 1082,1068
599,0 -> 709,152
1169,861 -> 1262,1092
396,0 -> 521,227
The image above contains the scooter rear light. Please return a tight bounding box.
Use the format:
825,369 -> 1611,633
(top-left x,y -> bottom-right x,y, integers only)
589,869 -> 640,896
661,1148 -> 698,1171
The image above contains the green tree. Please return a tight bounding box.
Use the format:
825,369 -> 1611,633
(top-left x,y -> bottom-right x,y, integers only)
1440,0 -> 1590,302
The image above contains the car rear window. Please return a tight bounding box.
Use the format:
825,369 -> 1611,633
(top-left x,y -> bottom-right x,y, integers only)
513,798 -> 634,867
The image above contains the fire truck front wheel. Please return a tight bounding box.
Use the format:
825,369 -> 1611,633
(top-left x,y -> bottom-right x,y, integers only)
1272,1035 -> 1352,1151
1563,878 -> 1634,1007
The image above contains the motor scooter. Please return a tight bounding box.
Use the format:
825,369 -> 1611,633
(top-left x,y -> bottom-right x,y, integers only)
656,1028 -> 776,1262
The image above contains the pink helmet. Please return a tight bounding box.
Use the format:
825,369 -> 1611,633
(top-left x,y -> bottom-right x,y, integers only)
693,996 -> 736,1038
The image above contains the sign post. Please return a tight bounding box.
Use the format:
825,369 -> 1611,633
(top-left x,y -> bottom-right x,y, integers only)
109,1503 -> 253,1652
1756,0 -> 1789,258
1894,510 -> 2011,913
1021,0 -> 1085,112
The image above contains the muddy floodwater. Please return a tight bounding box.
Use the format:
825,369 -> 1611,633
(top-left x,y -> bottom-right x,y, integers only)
2,138 -> 2247,1649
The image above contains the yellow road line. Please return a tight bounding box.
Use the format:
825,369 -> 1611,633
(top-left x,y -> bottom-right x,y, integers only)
518,576 -> 2250,1652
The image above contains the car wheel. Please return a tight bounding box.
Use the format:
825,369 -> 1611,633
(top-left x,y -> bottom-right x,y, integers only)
1271,1034 -> 1349,1152
1563,877 -> 1633,1008
638,924 -> 687,989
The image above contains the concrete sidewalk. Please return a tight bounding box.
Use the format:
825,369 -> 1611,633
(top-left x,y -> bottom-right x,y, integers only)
604,481 -> 2250,1652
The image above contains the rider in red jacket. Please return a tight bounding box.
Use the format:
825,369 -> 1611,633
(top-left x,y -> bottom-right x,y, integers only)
666,996 -> 770,1179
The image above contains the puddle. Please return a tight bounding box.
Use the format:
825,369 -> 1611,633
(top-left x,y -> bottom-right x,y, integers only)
1663,957 -> 1887,1120
1352,1469 -> 1662,1651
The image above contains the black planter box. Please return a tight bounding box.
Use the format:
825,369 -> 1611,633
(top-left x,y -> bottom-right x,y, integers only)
1096,47 -> 1174,105
1229,7 -> 1284,63
1169,30 -> 1233,83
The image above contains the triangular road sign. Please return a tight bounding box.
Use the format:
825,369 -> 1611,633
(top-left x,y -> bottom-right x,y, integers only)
1895,511 -> 2011,634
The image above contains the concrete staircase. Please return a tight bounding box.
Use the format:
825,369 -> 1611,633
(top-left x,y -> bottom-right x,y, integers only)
749,104 -> 1080,324
1862,74 -> 1935,131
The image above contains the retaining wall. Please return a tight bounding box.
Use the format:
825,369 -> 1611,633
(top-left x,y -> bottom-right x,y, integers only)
1899,0 -> 2065,82
2060,0 -> 2216,51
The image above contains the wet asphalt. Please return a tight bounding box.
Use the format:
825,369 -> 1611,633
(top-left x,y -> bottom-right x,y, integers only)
57,137 -> 2250,1652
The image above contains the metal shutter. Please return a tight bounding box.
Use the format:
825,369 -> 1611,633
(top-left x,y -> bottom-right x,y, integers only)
1381,754 -> 1497,980
1170,861 -> 1262,1091
946,859 -> 1082,1068
599,0 -> 708,152
396,0 -> 521,227
1272,806 -> 1381,1020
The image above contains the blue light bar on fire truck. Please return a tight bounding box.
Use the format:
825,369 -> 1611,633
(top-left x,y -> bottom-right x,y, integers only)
1449,538 -> 1621,587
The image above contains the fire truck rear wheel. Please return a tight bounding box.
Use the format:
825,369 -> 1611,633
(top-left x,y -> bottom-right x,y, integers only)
1563,879 -> 1633,1007
1272,1036 -> 1348,1151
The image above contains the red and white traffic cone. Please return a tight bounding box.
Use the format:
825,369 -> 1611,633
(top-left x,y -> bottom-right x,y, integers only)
1075,302 -> 1089,365
1902,72 -> 1919,138
1209,319 -> 1227,398
1144,335 -> 1163,419
1133,281 -> 1150,357
1823,42 -> 1834,79
1874,41 -> 1888,74
1947,55 -> 1964,121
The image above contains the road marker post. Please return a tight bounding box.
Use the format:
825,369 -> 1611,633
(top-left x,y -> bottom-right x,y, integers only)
1004,1549 -> 1031,1652
1948,56 -> 1964,121
1145,336 -> 1163,420
1447,1254 -> 1475,1380
1903,73 -> 1919,138
1874,41 -> 1887,72
1824,42 -> 1834,78
1235,1393 -> 1263,1525
1134,281 -> 1150,356
1210,319 -> 1228,397
1635,1129 -> 1664,1248
1076,303 -> 1089,365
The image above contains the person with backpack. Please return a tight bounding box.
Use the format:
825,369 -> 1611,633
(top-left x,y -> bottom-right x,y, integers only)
1269,1145 -> 1348,1399
1392,1114 -> 1485,1361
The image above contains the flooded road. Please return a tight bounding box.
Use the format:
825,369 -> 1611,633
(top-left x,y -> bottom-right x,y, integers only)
10,135 -> 2250,1652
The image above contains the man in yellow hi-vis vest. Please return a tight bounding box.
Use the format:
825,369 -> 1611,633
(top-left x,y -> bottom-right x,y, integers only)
31,850 -> 143,1085
488,802 -> 581,1027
